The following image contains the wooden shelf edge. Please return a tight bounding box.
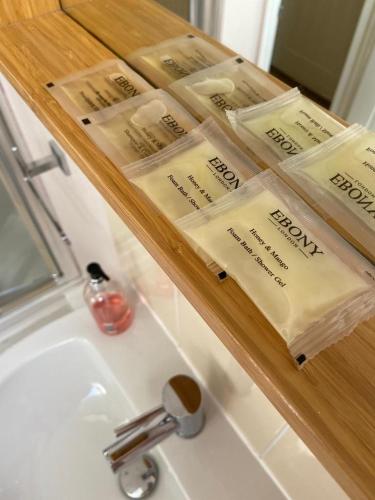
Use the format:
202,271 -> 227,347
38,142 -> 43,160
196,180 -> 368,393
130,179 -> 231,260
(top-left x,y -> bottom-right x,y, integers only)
0,7 -> 374,499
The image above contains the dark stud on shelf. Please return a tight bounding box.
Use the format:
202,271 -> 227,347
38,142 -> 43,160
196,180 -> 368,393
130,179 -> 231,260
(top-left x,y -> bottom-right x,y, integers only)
296,354 -> 306,365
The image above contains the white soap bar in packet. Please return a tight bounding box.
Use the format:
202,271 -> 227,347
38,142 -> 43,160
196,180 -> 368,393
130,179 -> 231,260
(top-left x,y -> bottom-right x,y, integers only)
45,59 -> 153,118
169,57 -> 284,126
279,124 -> 375,262
227,88 -> 345,167
79,89 -> 198,166
126,34 -> 229,88
178,170 -> 375,367
125,117 -> 260,279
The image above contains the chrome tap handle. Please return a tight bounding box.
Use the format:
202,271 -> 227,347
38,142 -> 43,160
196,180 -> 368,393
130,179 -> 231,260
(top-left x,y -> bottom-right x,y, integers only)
105,416 -> 177,472
114,405 -> 165,438
162,374 -> 204,438
103,375 -> 204,472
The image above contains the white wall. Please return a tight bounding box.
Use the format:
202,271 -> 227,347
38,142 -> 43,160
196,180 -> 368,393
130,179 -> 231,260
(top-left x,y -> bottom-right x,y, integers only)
331,0 -> 375,128
219,0 -> 281,70
346,40 -> 375,129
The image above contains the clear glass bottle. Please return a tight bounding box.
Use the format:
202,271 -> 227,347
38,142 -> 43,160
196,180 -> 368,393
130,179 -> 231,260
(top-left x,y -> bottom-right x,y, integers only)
84,262 -> 133,335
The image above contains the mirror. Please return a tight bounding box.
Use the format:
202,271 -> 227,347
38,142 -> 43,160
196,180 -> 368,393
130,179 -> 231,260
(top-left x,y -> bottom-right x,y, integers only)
60,0 -> 222,68
60,0 -> 371,127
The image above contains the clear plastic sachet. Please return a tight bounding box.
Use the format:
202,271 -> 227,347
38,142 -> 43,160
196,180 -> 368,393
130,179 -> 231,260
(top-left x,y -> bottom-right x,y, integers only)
169,57 -> 284,127
125,117 -> 260,218
126,118 -> 260,279
227,87 -> 345,167
46,59 -> 152,118
80,89 -> 198,165
179,170 -> 375,367
279,124 -> 375,262
126,34 -> 229,88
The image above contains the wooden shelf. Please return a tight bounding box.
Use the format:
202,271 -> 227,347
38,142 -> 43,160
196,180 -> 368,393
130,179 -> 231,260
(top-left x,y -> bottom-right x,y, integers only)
0,3 -> 374,498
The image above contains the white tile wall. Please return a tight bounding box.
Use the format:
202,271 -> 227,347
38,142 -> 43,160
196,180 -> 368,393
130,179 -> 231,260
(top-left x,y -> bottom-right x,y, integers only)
263,428 -> 349,500
109,212 -> 179,335
176,291 -> 286,455
110,218 -> 348,500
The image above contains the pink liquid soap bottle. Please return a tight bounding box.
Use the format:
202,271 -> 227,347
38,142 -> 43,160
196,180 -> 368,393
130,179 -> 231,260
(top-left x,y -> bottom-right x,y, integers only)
84,262 -> 133,335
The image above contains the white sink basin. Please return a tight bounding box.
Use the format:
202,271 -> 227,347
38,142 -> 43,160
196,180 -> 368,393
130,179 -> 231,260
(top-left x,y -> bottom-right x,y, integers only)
0,302 -> 284,500
0,325 -> 184,500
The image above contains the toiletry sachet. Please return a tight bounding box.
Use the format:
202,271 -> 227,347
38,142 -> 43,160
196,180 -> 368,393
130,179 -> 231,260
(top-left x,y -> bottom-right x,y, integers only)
169,57 -> 284,127
125,117 -> 260,219
279,124 -> 375,262
179,169 -> 375,366
125,117 -> 260,278
79,89 -> 198,165
127,34 -> 229,88
226,87 -> 345,167
45,59 -> 152,118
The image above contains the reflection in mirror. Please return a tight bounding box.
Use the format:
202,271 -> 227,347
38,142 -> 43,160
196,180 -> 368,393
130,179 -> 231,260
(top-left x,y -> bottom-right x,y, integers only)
60,0 -> 225,67
61,0 -> 202,31
61,0 -> 374,128
63,0 -> 190,17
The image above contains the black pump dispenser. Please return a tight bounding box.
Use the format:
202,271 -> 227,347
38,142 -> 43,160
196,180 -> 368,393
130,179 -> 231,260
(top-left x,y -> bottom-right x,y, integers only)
86,262 -> 110,281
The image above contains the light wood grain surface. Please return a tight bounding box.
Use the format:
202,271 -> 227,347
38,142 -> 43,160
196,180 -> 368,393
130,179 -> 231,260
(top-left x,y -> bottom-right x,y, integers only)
0,5 -> 374,499
63,0 -> 232,59
0,0 -> 59,25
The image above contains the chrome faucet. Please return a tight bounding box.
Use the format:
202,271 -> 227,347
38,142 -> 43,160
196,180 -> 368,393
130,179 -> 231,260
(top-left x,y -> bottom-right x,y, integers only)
103,375 -> 205,473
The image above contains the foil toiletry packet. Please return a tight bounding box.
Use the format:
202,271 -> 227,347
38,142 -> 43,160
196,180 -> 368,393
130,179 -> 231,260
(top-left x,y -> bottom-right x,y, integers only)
80,89 -> 198,165
227,87 -> 345,167
126,34 -> 228,88
179,170 -> 375,366
169,57 -> 284,126
279,124 -> 375,261
125,117 -> 260,220
45,59 -> 153,118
